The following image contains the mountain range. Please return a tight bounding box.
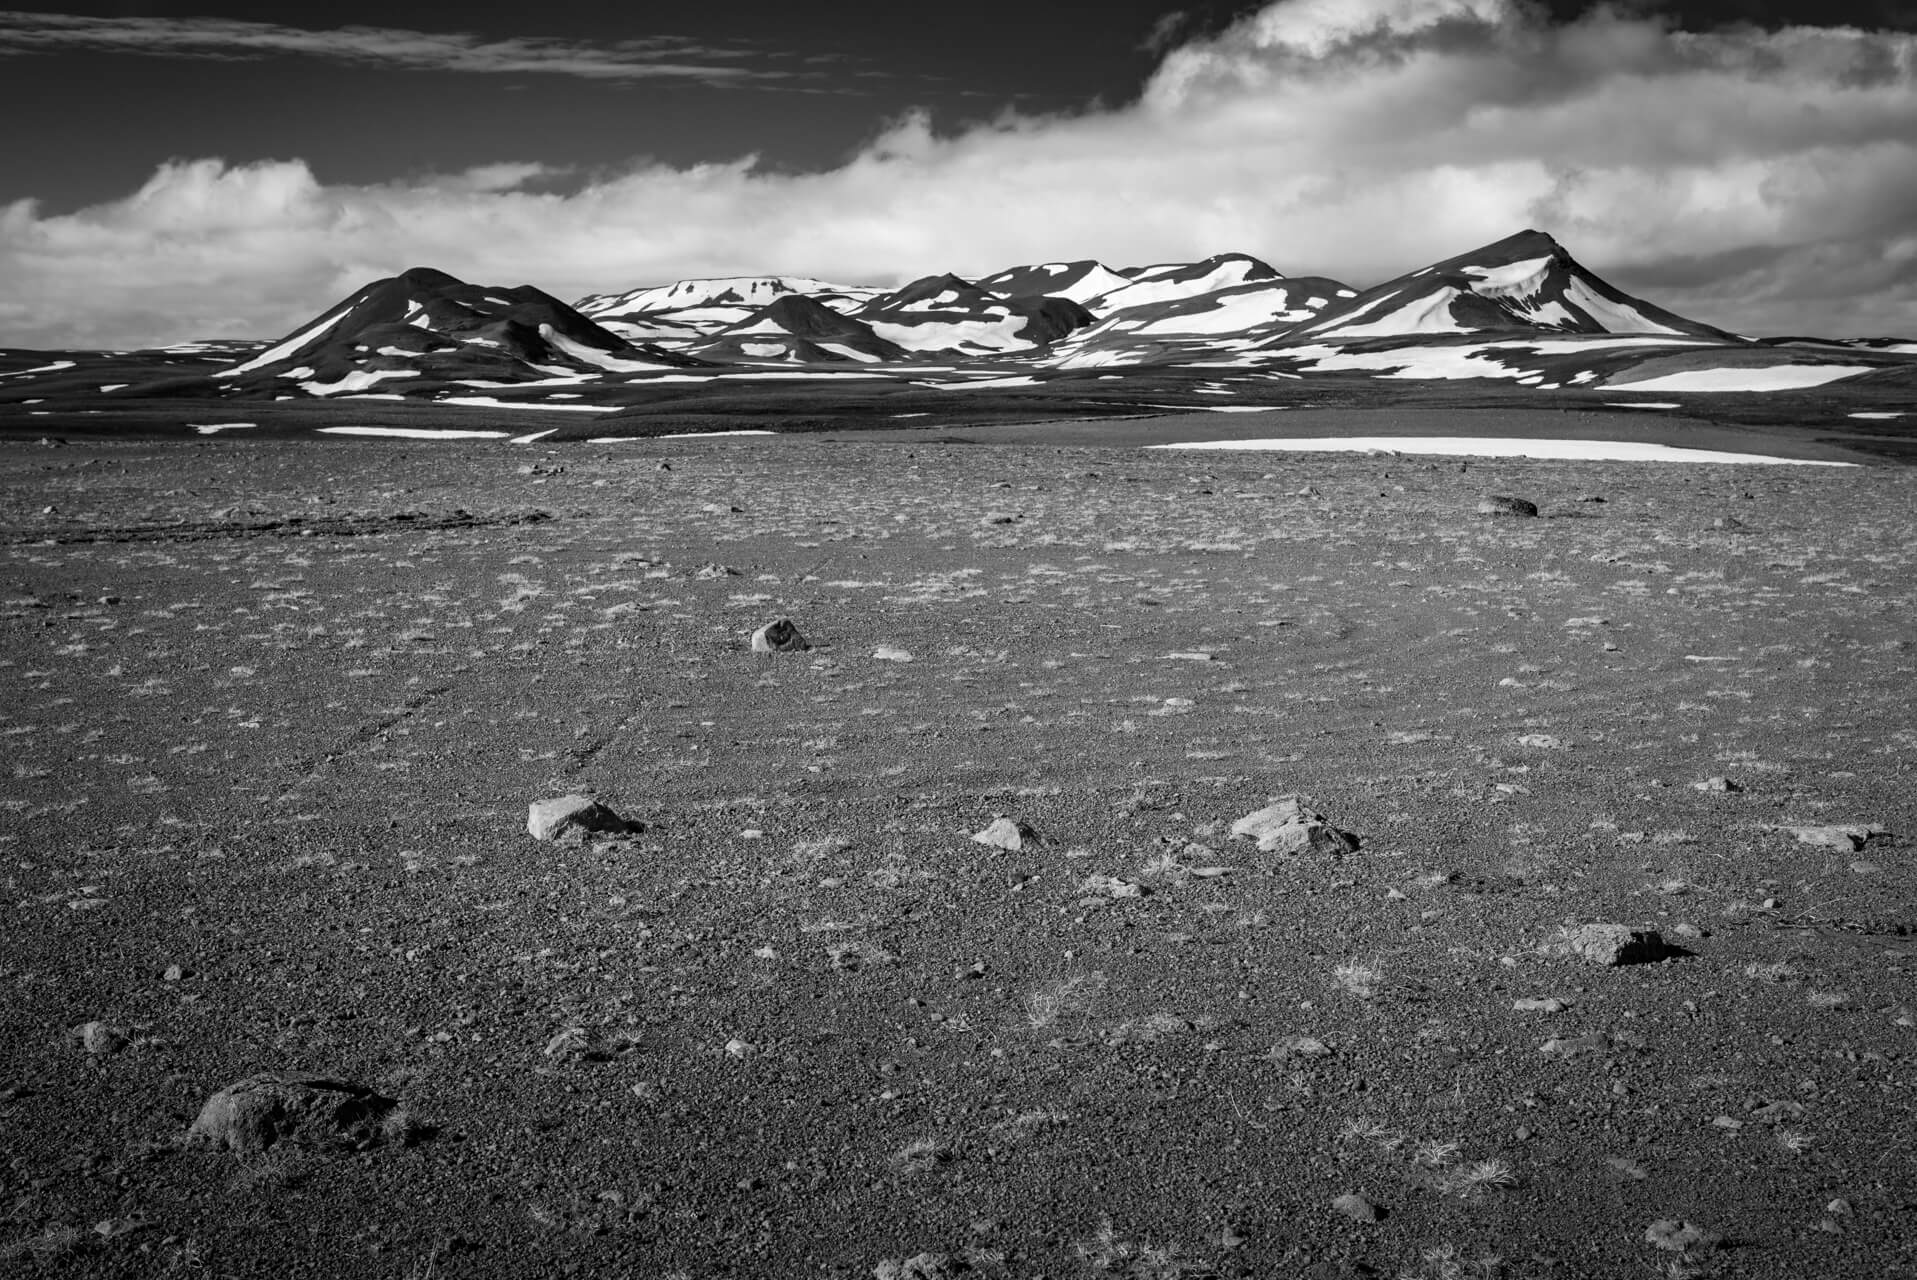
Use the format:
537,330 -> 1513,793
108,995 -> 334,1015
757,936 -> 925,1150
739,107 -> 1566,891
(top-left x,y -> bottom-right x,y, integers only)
1,229 -> 1910,436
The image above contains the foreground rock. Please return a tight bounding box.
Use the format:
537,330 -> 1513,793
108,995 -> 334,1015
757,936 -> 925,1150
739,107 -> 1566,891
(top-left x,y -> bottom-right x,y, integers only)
185,1072 -> 412,1154
1230,798 -> 1359,856
751,617 -> 809,653
1331,1192 -> 1382,1223
1644,1219 -> 1722,1252
1783,823 -> 1889,850
971,817 -> 1037,851
1477,494 -> 1539,517
527,794 -> 635,842
73,1021 -> 128,1055
1545,923 -> 1672,966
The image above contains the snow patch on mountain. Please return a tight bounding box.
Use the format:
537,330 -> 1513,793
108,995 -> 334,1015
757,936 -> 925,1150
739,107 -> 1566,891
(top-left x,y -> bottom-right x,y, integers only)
1607,365 -> 1878,391
300,368 -> 418,396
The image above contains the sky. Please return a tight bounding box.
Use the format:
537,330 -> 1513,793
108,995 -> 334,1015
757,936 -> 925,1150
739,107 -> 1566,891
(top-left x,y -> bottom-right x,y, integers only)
2,0 -> 1914,347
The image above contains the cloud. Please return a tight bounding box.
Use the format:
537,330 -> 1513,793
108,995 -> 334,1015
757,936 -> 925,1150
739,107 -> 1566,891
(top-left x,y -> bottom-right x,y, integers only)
1140,9 -> 1193,55
0,11 -> 818,84
4,0 -> 1914,347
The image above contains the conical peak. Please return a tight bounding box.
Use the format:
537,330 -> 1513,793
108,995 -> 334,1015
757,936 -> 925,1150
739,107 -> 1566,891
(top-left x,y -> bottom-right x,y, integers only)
392,266 -> 466,292
1454,229 -> 1571,268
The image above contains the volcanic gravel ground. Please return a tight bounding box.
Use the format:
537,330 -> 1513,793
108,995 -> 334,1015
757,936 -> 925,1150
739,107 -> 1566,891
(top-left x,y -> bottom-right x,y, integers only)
1,439 -> 1913,1278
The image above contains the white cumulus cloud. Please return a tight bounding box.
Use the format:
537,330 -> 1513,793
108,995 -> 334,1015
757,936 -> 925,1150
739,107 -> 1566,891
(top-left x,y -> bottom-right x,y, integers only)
3,0 -> 1913,348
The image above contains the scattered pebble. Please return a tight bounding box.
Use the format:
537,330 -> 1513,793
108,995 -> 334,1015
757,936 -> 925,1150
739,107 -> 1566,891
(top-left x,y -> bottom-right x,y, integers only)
1331,1192 -> 1382,1223
73,1021 -> 127,1055
1643,1219 -> 1721,1252
1540,1033 -> 1608,1060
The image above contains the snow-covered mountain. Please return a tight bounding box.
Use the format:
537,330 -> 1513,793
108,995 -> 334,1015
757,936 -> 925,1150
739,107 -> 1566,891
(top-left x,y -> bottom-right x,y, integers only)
691,295 -> 907,365
13,230 -> 1896,430
575,276 -> 881,345
212,266 -> 701,397
851,273 -> 1094,354
1289,230 -> 1743,343
972,260 -> 1134,305
1083,253 -> 1285,313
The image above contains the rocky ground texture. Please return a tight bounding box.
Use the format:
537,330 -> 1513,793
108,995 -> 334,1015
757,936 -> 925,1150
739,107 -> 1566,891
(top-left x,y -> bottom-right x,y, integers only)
1,437 -> 1912,1278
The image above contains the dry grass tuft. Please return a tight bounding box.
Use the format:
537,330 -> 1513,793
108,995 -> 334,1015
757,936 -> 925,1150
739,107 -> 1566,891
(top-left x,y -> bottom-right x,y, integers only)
1075,1219 -> 1215,1278
1025,972 -> 1107,1030
1333,960 -> 1385,1000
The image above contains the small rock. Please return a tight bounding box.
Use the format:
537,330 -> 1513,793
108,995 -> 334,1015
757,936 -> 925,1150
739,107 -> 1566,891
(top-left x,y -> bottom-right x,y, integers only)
543,1027 -> 594,1060
1513,997 -> 1568,1013
1229,798 -> 1358,857
1079,872 -> 1143,899
1540,1033 -> 1608,1060
872,645 -> 914,663
161,964 -> 187,982
1331,1192 -> 1382,1223
526,795 -> 632,842
1545,923 -> 1672,966
74,1022 -> 128,1055
692,562 -> 740,579
724,1038 -> 757,1059
1693,776 -> 1741,793
1784,823 -> 1886,851
1477,494 -> 1538,517
1643,1219 -> 1721,1252
971,817 -> 1036,851
185,1072 -> 410,1154
751,617 -> 809,653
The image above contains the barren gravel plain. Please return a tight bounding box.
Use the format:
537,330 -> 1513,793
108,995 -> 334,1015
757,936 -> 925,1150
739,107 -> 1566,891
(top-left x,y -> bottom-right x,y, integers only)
2,435 -> 1913,1280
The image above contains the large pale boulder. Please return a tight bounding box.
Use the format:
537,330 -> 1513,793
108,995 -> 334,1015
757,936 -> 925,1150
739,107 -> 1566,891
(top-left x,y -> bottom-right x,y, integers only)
1229,798 -> 1358,857
527,794 -> 632,842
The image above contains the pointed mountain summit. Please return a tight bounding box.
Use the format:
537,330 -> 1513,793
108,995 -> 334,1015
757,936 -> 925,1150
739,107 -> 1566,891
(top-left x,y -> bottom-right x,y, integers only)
215,266 -> 700,395
1292,230 -> 1743,342
974,260 -> 1134,305
1084,253 -> 1285,313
